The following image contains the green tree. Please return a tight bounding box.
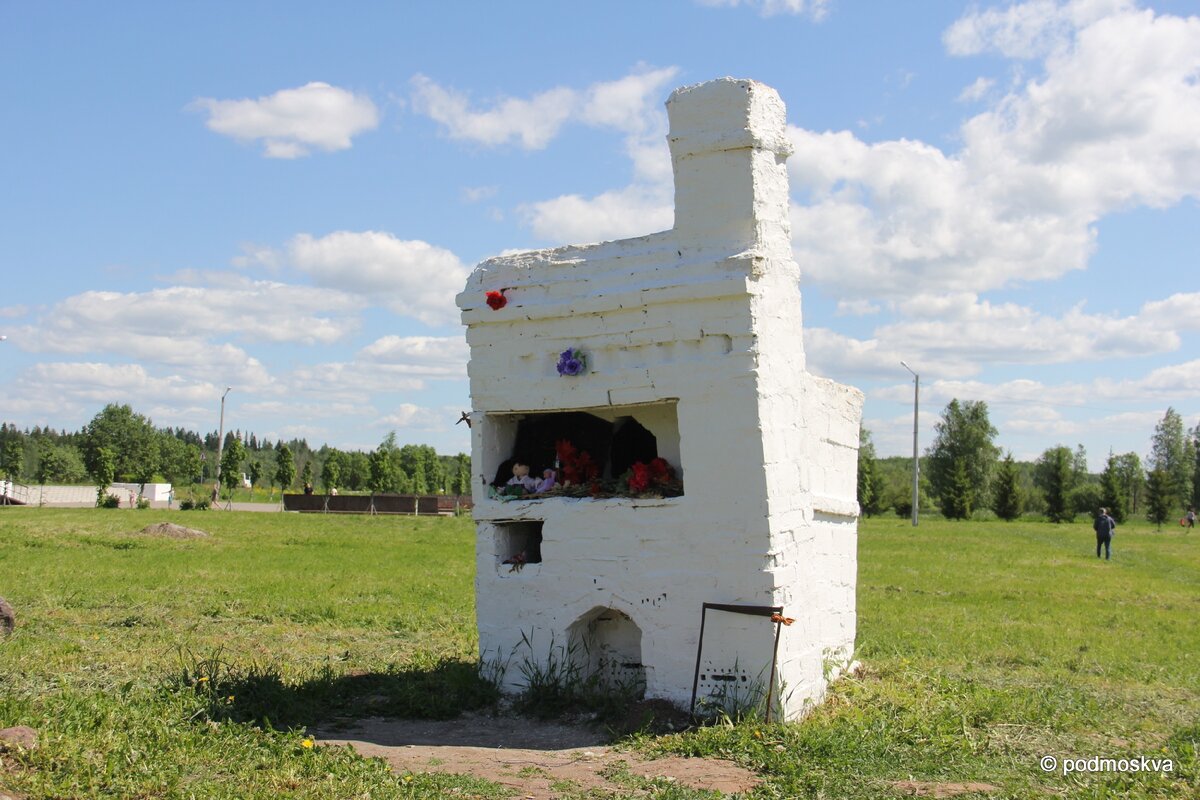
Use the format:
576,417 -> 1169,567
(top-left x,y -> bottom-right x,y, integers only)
275,444 -> 296,494
1190,423 -> 1200,512
1150,407 -> 1191,510
300,460 -> 314,491
991,453 -> 1022,521
34,440 -> 86,485
451,453 -> 471,496
219,437 -> 246,503
941,458 -> 975,519
425,446 -> 447,493
399,444 -> 430,495
247,460 -> 262,496
1034,446 -> 1075,523
158,436 -> 201,488
857,425 -> 879,516
368,444 -> 397,496
925,399 -> 999,520
343,451 -> 369,491
91,446 -> 115,506
82,404 -> 158,484
1098,454 -> 1127,524
1114,452 -> 1144,515
1144,468 -> 1173,530
320,450 -> 344,493
0,439 -> 23,483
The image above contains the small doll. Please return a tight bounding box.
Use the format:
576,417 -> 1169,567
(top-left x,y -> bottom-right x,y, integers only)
534,468 -> 557,494
505,461 -> 539,494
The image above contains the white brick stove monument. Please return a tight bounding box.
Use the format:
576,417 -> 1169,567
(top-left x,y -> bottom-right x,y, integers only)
456,78 -> 863,720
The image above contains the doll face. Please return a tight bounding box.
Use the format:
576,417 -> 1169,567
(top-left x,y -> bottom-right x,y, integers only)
512,463 -> 530,478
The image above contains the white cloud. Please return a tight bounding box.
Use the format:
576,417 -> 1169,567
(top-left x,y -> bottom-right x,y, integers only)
232,243 -> 282,271
520,184 -> 674,244
359,335 -> 468,375
411,66 -> 677,157
191,82 -> 379,158
28,281 -> 361,356
410,74 -> 576,150
807,288 -> 1198,384
461,185 -> 498,203
956,76 -> 995,102
696,0 -> 830,20
835,299 -> 881,316
917,361 -> 1200,416
287,231 -> 469,325
580,67 -> 679,136
5,362 -> 234,428
943,0 -> 1134,59
411,67 -> 679,245
788,2 -> 1200,300
1140,292 -> 1200,331
376,403 -> 447,430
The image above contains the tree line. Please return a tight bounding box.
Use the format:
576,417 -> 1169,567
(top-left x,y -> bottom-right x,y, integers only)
0,404 -> 472,501
858,403 -> 1200,526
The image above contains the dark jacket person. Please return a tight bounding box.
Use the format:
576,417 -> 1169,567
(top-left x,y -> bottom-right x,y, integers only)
1093,507 -> 1116,560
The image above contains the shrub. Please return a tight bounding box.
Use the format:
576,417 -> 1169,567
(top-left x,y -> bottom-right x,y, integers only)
97,492 -> 120,509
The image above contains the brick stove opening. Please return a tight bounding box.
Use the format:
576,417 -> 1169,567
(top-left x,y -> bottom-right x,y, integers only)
480,401 -> 682,494
568,607 -> 647,697
493,520 -> 543,567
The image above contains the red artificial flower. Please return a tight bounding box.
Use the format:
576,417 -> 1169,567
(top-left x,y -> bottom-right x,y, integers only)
485,290 -> 507,310
649,457 -> 673,483
555,439 -> 598,484
576,451 -> 599,481
628,462 -> 652,493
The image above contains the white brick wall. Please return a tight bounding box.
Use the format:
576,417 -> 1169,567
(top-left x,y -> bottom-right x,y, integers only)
458,78 -> 863,719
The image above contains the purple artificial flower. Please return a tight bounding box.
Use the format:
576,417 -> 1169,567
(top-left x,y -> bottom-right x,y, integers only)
556,347 -> 587,377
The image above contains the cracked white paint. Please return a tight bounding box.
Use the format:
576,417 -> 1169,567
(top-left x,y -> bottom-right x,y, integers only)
456,78 -> 863,720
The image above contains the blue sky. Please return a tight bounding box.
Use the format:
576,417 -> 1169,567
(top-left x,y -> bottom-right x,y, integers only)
1,0 -> 1197,468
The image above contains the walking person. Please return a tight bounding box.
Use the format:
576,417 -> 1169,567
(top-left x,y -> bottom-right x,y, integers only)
1186,506 -> 1195,531
1094,507 -> 1116,560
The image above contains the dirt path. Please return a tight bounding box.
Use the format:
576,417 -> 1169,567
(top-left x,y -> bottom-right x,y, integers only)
314,713 -> 760,798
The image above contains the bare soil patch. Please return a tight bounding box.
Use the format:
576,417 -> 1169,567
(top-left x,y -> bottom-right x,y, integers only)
890,780 -> 1002,797
315,713 -> 759,797
137,522 -> 210,539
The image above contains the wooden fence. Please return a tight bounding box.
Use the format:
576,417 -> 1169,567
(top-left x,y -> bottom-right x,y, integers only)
282,493 -> 472,515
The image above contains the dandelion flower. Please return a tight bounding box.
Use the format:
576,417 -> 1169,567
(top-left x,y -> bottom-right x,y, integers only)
301,738 -> 314,749
197,676 -> 209,683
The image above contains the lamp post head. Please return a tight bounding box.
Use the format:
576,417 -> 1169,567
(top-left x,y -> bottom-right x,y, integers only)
900,360 -> 917,378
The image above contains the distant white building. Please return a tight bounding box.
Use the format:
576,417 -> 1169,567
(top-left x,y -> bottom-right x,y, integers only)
457,78 -> 863,720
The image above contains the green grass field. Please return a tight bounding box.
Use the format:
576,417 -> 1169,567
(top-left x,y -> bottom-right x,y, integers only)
1,509 -> 1196,798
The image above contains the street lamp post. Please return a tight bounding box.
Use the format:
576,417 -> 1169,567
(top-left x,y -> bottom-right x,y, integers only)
215,387 -> 232,501
900,361 -> 919,527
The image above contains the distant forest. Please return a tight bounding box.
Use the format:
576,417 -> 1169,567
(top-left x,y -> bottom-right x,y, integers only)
0,404 -> 470,496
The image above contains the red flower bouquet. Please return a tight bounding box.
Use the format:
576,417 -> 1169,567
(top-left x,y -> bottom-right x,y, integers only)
485,290 -> 507,310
